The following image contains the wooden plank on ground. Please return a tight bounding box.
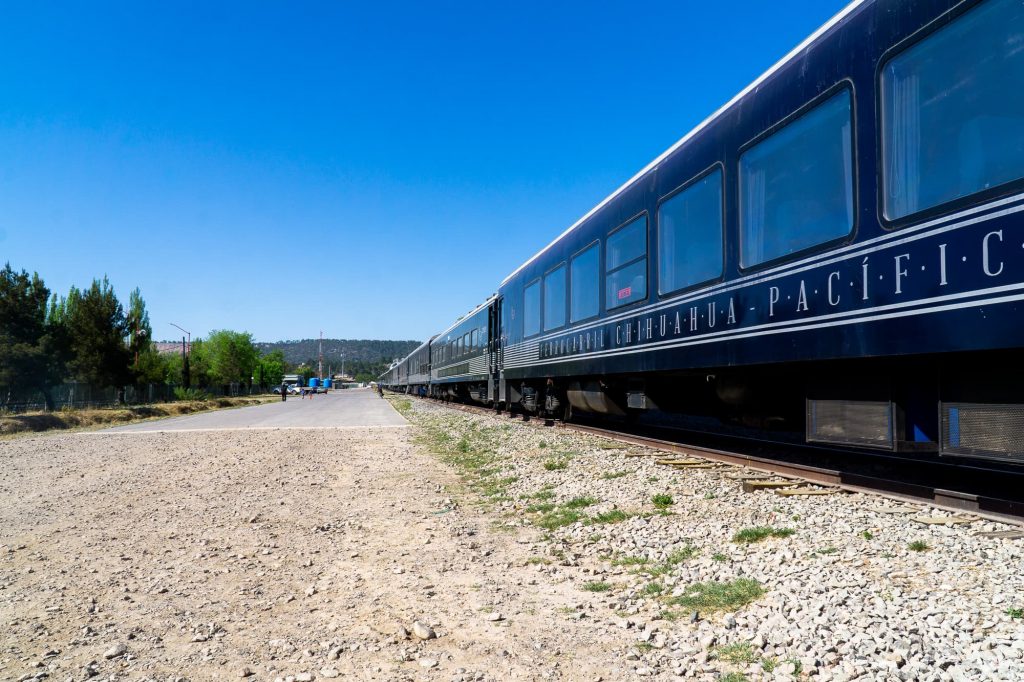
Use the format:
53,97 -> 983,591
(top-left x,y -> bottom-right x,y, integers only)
775,487 -> 841,497
669,463 -> 722,470
654,458 -> 704,466
742,480 -> 800,493
975,530 -> 1024,539
912,515 -> 976,526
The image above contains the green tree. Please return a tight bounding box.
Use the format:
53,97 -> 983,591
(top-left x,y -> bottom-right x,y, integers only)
256,349 -> 286,386
205,330 -> 259,386
0,264 -> 65,408
64,277 -> 133,388
126,287 -> 152,375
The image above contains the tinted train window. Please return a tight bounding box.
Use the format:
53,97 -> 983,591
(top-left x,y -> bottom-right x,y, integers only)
606,216 -> 647,309
524,280 -> 541,337
658,168 -> 723,294
470,329 -> 477,350
544,264 -> 567,331
739,90 -> 854,267
571,242 -> 599,322
882,0 -> 1024,220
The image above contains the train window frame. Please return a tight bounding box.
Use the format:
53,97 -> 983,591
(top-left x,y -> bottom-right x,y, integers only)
736,80 -> 859,273
523,277 -> 542,339
655,163 -> 726,299
543,262 -> 568,332
605,211 -> 649,312
569,239 -> 601,324
470,329 -> 477,351
875,0 -> 1024,230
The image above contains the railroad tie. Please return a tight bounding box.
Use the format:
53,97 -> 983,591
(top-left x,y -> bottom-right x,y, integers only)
912,515 -> 977,526
975,530 -> 1024,540
741,480 -> 800,493
775,487 -> 843,497
655,458 -> 706,466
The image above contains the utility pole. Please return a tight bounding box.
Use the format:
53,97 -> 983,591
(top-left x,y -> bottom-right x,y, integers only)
170,323 -> 191,389
318,330 -> 324,382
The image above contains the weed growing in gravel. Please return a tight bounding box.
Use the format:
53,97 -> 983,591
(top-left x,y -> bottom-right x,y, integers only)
393,398 -> 413,414
669,578 -> 765,611
526,488 -> 556,501
651,493 -> 674,509
816,546 -> 839,555
647,476 -> 660,483
732,526 -> 795,544
761,657 -> 778,672
789,659 -> 804,675
642,581 -> 665,596
536,508 -> 583,530
590,509 -> 631,524
526,502 -> 556,513
612,555 -> 650,567
564,496 -> 599,509
704,491 -> 717,500
714,642 -> 758,665
647,546 -> 699,576
1006,607 -> 1023,619
538,440 -> 548,448
582,581 -> 611,592
861,530 -> 874,540
543,457 -> 570,471
526,557 -> 550,565
712,553 -> 728,562
600,470 -> 629,480
636,642 -> 654,652
908,540 -> 930,552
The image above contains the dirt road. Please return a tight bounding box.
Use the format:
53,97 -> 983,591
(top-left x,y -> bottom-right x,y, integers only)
0,397 -> 627,682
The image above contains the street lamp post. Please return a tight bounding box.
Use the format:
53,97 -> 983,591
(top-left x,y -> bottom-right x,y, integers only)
170,323 -> 191,389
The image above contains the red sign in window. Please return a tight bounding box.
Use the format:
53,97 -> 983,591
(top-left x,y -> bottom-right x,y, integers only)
617,286 -> 632,300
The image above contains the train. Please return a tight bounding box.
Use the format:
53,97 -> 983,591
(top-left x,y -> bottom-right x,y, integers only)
381,0 -> 1024,464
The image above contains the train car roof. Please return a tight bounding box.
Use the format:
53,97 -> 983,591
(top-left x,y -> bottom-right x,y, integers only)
499,0 -> 868,287
435,295 -> 497,339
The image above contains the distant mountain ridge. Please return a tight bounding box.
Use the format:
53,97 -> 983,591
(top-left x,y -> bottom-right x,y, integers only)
254,338 -> 420,366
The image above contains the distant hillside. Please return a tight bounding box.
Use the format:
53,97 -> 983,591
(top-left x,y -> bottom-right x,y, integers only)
255,338 -> 421,367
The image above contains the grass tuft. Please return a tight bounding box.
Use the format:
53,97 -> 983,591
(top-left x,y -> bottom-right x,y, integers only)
564,496 -> 599,509
908,540 -> 930,552
543,457 -> 570,471
1006,607 -> 1023,619
669,578 -> 765,612
582,581 -> 611,592
589,509 -> 631,525
600,470 -> 630,480
714,642 -> 758,665
651,493 -> 674,509
536,508 -> 583,530
732,526 -> 795,544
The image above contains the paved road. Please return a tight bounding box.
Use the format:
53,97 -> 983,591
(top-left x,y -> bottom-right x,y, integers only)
103,388 -> 407,432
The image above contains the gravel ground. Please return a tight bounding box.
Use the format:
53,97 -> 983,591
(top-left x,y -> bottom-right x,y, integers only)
2,399 -> 1022,682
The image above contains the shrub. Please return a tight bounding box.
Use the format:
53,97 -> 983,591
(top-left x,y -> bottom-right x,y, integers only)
173,387 -> 209,401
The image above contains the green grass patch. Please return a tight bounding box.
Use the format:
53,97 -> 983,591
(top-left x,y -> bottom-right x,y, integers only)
612,555 -> 650,567
582,581 -> 611,592
669,578 -> 765,612
651,493 -> 674,509
600,470 -> 630,480
816,546 -> 839,555
761,657 -> 777,673
589,509 -> 631,525
1006,607 -> 1023,619
536,508 -> 583,530
526,488 -> 555,501
712,552 -> 728,562
908,540 -> 930,552
543,457 -> 570,471
564,495 -> 599,509
719,674 -> 748,682
861,530 -> 874,540
713,642 -> 758,665
732,526 -> 796,544
526,502 -> 556,513
642,581 -> 665,596
526,556 -> 550,565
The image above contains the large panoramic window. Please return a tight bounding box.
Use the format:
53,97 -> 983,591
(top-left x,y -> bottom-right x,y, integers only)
606,215 -> 647,309
543,264 -> 567,331
570,242 -> 600,322
523,279 -> 541,337
881,0 -> 1024,220
739,89 -> 854,267
658,168 -> 724,294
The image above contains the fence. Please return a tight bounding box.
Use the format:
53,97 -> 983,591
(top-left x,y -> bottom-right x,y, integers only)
0,382 -> 270,414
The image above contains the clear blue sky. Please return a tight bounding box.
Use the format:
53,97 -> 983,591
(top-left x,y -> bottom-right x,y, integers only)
0,0 -> 849,342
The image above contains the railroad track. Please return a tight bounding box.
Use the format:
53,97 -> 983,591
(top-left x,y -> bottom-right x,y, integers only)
397,394 -> 1024,527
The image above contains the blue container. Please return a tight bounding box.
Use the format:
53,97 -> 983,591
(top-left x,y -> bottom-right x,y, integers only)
323,378 -> 333,388
308,378 -> 319,388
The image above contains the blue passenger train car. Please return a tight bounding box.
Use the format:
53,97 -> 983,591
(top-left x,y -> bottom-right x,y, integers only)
385,0 -> 1024,462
